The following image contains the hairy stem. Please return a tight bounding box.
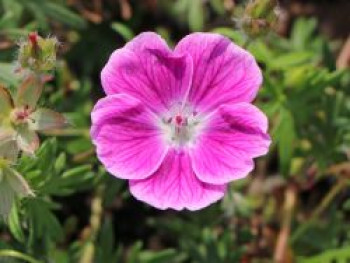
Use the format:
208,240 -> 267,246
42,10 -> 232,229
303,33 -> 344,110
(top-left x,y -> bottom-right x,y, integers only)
79,184 -> 104,263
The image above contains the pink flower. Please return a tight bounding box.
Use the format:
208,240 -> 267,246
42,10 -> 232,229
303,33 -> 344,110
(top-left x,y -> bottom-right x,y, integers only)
91,32 -> 271,210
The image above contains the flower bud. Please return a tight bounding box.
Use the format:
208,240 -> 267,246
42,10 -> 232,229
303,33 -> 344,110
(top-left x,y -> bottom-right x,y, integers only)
241,0 -> 279,37
18,32 -> 58,72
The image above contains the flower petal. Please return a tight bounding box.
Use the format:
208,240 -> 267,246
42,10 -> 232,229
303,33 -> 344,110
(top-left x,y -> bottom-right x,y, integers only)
91,94 -> 168,180
29,108 -> 68,131
190,103 -> 271,184
16,126 -> 40,155
15,76 -> 43,109
130,149 -> 226,211
0,177 -> 15,218
101,32 -> 193,113
5,166 -> 34,197
0,139 -> 19,163
175,33 -> 262,112
0,85 -> 13,117
0,126 -> 15,142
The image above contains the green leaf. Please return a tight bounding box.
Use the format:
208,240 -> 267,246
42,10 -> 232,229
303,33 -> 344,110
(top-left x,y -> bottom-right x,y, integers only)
248,40 -> 274,63
96,217 -> 122,263
0,249 -> 41,263
211,28 -> 246,46
269,51 -> 314,70
8,202 -> 25,242
188,0 -> 204,31
299,246 -> 350,263
41,2 -> 87,29
291,18 -> 317,50
139,249 -> 185,263
111,22 -> 134,41
25,198 -> 64,241
275,108 -> 296,176
0,63 -> 19,86
23,0 -> 49,30
209,0 -> 225,15
128,241 -> 143,263
54,153 -> 66,174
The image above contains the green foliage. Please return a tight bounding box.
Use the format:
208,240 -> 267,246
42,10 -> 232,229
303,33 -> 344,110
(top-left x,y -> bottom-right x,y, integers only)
0,0 -> 349,262
0,0 -> 86,33
299,247 -> 350,263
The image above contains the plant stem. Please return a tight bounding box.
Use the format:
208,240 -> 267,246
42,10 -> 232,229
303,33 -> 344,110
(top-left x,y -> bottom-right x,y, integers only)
79,184 -> 104,263
274,186 -> 297,262
41,128 -> 89,137
291,178 -> 348,244
0,249 -> 41,263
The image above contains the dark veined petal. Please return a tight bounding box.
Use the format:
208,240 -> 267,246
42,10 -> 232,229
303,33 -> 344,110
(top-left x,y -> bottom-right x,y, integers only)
175,33 -> 262,112
91,94 -> 169,180
101,32 -> 193,114
130,149 -> 226,210
190,103 -> 271,184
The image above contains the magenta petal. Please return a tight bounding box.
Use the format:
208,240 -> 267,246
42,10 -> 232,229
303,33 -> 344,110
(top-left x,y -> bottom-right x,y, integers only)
129,149 -> 226,210
101,32 -> 193,114
175,33 -> 262,112
190,103 -> 271,185
91,94 -> 168,180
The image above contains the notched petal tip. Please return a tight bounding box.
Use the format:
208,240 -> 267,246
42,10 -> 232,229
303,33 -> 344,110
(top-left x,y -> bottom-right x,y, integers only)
174,32 -> 263,111
129,150 -> 226,211
100,32 -> 193,114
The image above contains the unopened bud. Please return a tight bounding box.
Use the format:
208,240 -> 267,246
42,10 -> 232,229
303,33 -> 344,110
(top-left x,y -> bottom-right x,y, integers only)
28,32 -> 38,46
18,32 -> 58,72
241,0 -> 279,37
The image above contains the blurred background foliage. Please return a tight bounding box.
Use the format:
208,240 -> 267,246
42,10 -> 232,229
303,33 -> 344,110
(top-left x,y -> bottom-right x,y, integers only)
0,0 -> 350,262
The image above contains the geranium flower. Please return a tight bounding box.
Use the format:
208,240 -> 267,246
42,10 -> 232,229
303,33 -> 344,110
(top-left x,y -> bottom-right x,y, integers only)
91,32 -> 271,210
0,79 -> 67,155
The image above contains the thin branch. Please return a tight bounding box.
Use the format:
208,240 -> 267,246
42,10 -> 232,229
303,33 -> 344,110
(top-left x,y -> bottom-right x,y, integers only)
273,186 -> 297,263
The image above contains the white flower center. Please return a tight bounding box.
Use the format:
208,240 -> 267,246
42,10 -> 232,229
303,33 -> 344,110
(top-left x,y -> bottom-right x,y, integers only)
159,103 -> 204,148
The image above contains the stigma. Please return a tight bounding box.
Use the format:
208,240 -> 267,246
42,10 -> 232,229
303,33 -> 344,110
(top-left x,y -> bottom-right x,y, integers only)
159,103 -> 204,148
